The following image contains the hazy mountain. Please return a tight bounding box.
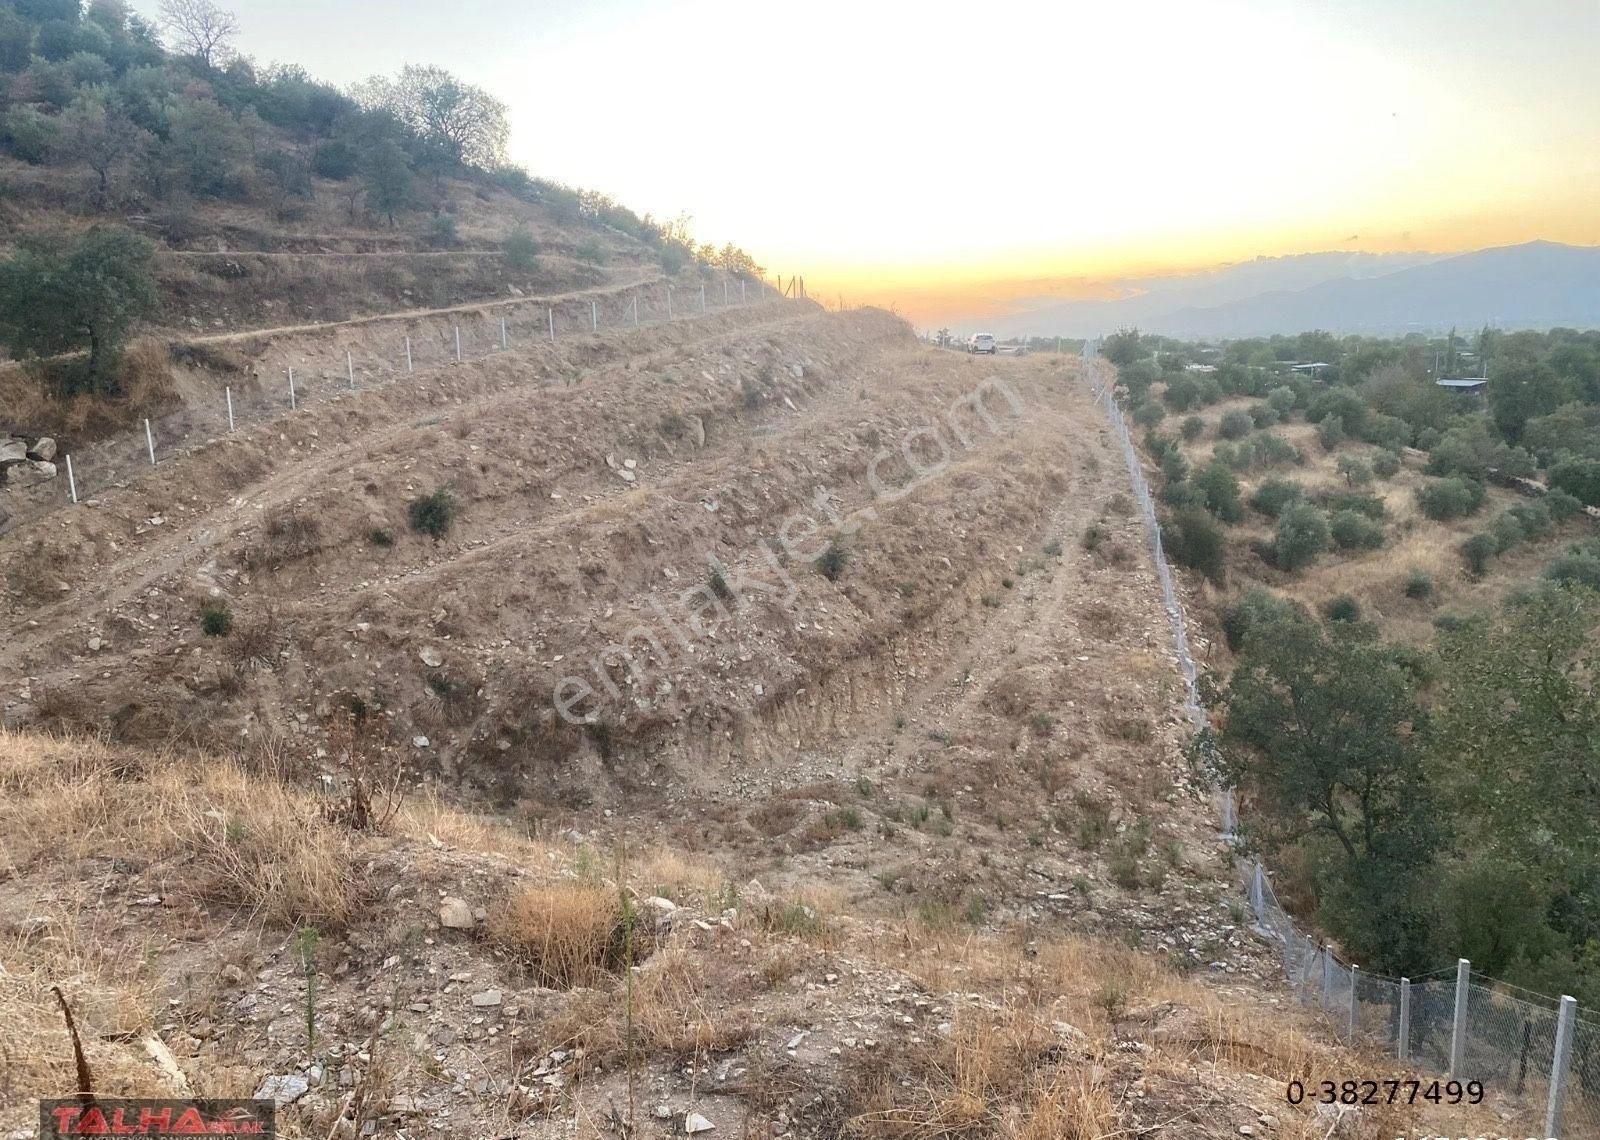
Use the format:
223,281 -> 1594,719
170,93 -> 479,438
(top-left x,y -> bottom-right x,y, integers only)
983,242 -> 1600,339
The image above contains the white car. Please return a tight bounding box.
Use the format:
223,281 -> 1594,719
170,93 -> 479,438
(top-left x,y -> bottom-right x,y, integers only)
967,334 -> 997,355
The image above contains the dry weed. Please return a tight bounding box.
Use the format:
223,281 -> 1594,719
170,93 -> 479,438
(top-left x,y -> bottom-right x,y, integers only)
488,881 -> 629,988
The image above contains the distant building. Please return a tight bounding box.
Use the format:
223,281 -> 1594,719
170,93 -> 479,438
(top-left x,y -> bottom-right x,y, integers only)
1436,378 -> 1488,394
1183,363 -> 1217,373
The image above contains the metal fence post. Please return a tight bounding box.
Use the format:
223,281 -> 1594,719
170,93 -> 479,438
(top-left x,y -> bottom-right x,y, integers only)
501,316 -> 508,348
723,279 -> 729,306
667,285 -> 673,320
65,454 -> 77,503
145,418 -> 155,465
347,351 -> 354,388
700,281 -> 706,311
632,295 -> 639,326
454,325 -> 462,362
1449,959 -> 1470,1078
548,306 -> 555,342
741,280 -> 746,304
1323,948 -> 1333,1011
591,300 -> 597,331
226,386 -> 234,431
1399,978 -> 1411,1060
405,336 -> 413,373
287,368 -> 296,410
1348,965 -> 1359,1041
1546,994 -> 1577,1137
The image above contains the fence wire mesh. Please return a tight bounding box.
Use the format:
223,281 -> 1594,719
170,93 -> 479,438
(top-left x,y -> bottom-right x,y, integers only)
1083,342 -> 1600,1138
1,271 -> 784,535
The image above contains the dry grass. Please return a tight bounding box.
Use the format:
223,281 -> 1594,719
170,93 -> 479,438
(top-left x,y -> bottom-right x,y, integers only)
0,728 -> 358,926
487,881 -> 630,988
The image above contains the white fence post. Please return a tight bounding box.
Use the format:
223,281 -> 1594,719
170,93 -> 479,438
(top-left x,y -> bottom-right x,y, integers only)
346,351 -> 354,389
1348,964 -> 1359,1041
632,295 -> 639,326
501,316 -> 508,349
741,279 -> 747,304
145,418 -> 155,465
591,300 -> 597,331
1322,949 -> 1334,1011
288,368 -> 296,410
667,285 -> 673,320
723,279 -> 729,307
548,306 -> 555,342
454,326 -> 462,363
700,281 -> 706,311
1449,959 -> 1470,1078
1546,994 -> 1577,1137
1398,978 -> 1410,1060
405,336 -> 413,373
65,454 -> 77,503
226,386 -> 234,431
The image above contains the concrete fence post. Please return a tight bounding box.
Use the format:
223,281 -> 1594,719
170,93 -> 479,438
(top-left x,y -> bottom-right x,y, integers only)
548,306 -> 555,342
632,295 -> 639,326
1546,994 -> 1577,1137
288,368 -> 296,410
347,351 -> 354,388
405,336 -> 413,373
591,300 -> 597,331
226,386 -> 234,431
1399,978 -> 1411,1060
501,316 -> 508,349
145,418 -> 156,465
1449,959 -> 1470,1078
65,454 -> 77,503
1348,964 -> 1359,1041
454,326 -> 462,363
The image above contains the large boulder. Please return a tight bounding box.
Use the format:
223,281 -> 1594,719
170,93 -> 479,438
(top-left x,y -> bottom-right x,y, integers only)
27,437 -> 56,462
0,440 -> 26,466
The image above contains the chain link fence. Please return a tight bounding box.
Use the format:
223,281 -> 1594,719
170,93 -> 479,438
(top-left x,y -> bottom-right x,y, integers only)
2,270 -> 787,535
1083,342 -> 1600,1138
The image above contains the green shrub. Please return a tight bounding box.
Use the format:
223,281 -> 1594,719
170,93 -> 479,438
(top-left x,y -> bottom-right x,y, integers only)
1549,458 -> 1600,507
576,238 -> 605,265
1545,545 -> 1600,589
1546,489 -> 1584,522
200,602 -> 232,637
1134,401 -> 1167,429
1329,510 -> 1385,551
1221,588 -> 1294,652
1417,477 -> 1486,521
1490,512 -> 1528,553
1372,450 -> 1402,479
1253,433 -> 1302,466
815,542 -> 848,580
1316,414 -> 1346,451
1267,386 -> 1298,415
1272,503 -> 1331,572
1179,415 -> 1204,441
1161,480 -> 1205,509
1403,570 -> 1434,599
1322,594 -> 1362,623
1193,460 -> 1244,523
1336,454 -> 1374,487
1250,477 -> 1304,518
367,527 -> 394,547
407,488 -> 457,540
1317,490 -> 1386,520
1460,532 -> 1498,578
1361,413 -> 1411,452
1249,402 -> 1279,428
1082,522 -> 1105,551
425,213 -> 458,249
1218,409 -> 1253,440
1159,447 -> 1189,484
1162,506 -> 1227,584
1307,389 -> 1369,435
502,228 -> 539,271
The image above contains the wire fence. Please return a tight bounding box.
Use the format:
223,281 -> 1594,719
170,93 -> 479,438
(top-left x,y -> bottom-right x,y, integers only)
1083,341 -> 1600,1138
2,270 -> 791,534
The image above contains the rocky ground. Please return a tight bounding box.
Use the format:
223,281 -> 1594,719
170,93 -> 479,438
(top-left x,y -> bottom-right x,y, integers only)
0,304 -> 1514,1138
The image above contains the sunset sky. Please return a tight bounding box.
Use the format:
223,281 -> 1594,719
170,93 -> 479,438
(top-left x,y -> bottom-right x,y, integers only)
170,0 -> 1599,321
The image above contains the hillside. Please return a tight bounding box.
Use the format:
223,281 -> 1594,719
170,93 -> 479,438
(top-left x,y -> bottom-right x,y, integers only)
983,242 -> 1600,338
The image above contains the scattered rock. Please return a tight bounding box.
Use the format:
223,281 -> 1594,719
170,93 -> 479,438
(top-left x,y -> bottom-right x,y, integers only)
0,440 -> 26,465
470,989 -> 502,1008
684,1112 -> 715,1134
254,1074 -> 310,1106
419,646 -> 443,668
28,437 -> 57,462
439,897 -> 475,929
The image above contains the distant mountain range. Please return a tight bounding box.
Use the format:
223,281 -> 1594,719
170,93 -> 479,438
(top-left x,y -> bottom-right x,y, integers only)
982,242 -> 1600,340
